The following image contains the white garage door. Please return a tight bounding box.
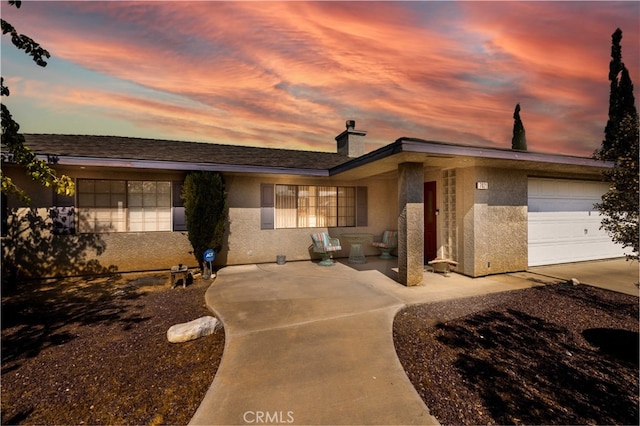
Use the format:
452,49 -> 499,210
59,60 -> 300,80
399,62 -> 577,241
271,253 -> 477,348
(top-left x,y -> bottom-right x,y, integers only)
528,178 -> 625,266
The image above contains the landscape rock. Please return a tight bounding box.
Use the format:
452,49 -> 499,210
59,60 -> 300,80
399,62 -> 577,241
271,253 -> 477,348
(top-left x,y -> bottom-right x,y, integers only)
167,316 -> 220,343
560,278 -> 580,287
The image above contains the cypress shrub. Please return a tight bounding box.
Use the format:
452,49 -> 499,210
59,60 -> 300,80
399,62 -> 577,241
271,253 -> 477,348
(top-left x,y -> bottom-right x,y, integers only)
181,171 -> 227,268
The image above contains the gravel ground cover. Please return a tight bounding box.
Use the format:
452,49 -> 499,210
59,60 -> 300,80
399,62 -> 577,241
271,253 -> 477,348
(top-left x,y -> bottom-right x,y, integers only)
393,283 -> 639,425
1,272 -> 224,425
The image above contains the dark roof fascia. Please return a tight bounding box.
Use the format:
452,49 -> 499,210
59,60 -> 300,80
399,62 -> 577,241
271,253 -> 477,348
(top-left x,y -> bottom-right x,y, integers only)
36,155 -> 330,177
329,140 -> 404,175
330,137 -> 613,174
397,137 -> 614,168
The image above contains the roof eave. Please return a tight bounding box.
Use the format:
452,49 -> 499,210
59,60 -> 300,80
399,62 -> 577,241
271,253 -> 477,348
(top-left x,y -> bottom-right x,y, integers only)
329,140 -> 403,175
38,155 -> 330,177
330,138 -> 613,175
398,138 -> 613,168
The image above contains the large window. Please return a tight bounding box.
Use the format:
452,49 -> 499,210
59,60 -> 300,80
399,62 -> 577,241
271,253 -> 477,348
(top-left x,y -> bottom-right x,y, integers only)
78,179 -> 172,233
127,181 -> 171,231
273,185 -> 359,229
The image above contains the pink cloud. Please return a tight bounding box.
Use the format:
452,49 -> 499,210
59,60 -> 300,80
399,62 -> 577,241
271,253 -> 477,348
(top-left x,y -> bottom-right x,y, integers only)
2,1 -> 638,157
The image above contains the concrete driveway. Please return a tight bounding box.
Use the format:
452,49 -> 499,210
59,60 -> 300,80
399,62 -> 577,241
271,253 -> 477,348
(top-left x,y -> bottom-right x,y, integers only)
529,258 -> 639,296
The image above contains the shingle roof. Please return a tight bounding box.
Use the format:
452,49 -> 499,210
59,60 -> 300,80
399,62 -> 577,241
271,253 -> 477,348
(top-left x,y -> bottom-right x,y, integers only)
20,134 -> 352,171
11,133 -> 609,179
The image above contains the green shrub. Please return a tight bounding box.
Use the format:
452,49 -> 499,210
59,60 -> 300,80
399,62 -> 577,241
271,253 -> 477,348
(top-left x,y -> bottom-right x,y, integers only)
181,171 -> 227,268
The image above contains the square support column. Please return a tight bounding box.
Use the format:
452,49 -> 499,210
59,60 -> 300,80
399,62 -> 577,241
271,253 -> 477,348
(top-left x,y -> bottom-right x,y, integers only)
398,162 -> 424,286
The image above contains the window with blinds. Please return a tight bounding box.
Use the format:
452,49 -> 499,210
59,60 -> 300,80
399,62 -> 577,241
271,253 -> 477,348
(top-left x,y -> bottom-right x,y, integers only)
270,184 -> 362,229
78,179 -> 172,233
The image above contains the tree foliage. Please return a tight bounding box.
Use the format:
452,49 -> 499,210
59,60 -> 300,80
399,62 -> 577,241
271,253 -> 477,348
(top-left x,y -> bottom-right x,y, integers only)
511,103 -> 527,150
596,114 -> 639,259
596,28 -> 638,161
181,171 -> 227,268
594,28 -> 639,260
1,0 -> 74,204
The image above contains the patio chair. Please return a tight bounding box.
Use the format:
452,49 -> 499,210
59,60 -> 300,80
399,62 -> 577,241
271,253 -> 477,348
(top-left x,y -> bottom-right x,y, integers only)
309,232 -> 342,266
372,230 -> 397,259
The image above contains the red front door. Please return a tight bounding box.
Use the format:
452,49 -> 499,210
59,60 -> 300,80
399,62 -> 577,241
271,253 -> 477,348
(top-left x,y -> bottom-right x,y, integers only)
424,181 -> 437,262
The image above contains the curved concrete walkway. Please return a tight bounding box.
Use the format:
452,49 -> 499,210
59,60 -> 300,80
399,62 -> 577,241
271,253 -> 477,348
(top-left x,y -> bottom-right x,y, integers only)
189,261 -> 438,425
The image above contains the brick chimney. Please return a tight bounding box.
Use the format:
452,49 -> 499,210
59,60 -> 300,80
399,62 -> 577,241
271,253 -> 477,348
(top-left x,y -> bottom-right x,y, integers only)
335,120 -> 366,157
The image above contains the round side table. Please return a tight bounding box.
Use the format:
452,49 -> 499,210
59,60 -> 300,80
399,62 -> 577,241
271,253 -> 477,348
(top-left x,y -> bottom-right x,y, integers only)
340,233 -> 374,264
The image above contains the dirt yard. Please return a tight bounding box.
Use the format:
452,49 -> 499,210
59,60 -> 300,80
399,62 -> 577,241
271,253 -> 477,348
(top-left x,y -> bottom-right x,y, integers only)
394,284 -> 639,425
1,272 -> 224,425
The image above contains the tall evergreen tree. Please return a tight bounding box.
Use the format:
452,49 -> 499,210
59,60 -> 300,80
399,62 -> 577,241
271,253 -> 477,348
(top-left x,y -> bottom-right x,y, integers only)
511,103 -> 527,150
594,28 -> 639,260
596,28 -> 638,161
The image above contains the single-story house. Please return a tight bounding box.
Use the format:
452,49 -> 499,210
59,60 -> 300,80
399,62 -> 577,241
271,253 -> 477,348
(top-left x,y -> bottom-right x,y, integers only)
1,121 -> 624,285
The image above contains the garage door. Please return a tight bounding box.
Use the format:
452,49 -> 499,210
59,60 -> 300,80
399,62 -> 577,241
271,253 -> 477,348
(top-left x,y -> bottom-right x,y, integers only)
528,178 -> 625,266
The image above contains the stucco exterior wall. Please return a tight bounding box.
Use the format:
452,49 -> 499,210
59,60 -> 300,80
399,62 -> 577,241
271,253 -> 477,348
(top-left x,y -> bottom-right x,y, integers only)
221,174 -> 398,265
397,163 -> 425,286
4,159 -> 605,280
458,167 -> 476,276
221,174 -> 314,265
3,208 -> 195,279
2,165 -> 194,279
2,164 -> 401,277
95,232 -> 195,271
457,167 -> 528,277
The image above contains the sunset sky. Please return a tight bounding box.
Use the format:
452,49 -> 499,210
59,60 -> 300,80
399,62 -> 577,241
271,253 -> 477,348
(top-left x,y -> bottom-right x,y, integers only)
2,1 -> 639,156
